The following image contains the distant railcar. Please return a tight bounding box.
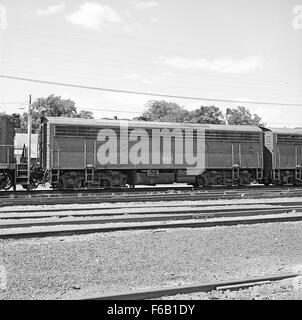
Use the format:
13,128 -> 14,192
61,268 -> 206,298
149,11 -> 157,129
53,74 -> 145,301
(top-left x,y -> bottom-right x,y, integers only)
39,117 -> 264,189
0,115 -> 19,189
263,128 -> 302,184
201,125 -> 264,186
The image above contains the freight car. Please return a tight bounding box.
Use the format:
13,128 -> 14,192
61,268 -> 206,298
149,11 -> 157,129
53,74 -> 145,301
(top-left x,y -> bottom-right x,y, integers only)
38,117 -> 265,189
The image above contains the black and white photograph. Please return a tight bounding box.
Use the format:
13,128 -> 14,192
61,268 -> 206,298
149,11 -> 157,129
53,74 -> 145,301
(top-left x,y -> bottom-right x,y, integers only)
0,0 -> 302,307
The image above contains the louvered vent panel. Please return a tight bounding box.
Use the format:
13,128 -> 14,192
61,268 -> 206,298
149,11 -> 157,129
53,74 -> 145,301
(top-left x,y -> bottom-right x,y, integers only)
55,126 -> 98,138
205,131 -> 260,142
277,134 -> 302,144
54,125 -> 261,142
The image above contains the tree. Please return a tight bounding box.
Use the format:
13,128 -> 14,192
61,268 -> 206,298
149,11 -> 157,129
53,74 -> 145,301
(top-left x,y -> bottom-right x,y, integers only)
137,101 -> 265,127
140,100 -> 190,123
138,102 -> 225,124
226,106 -> 265,126
187,106 -> 224,124
77,110 -> 94,119
18,95 -> 94,133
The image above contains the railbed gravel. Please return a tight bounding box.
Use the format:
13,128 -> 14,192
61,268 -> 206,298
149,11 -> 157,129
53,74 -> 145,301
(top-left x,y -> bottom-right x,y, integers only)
0,220 -> 302,299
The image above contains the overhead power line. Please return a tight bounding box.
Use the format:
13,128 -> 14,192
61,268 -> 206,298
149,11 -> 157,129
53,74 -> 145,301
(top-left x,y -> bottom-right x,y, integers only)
1,74 -> 302,107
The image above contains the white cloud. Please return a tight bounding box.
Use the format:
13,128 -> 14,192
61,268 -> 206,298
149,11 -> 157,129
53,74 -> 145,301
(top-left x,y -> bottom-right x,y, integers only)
36,4 -> 66,16
124,74 -> 140,80
149,17 -> 158,23
66,2 -> 122,31
124,72 -> 174,85
132,1 -> 159,9
233,97 -> 253,103
104,92 -> 149,112
124,22 -> 142,33
158,56 -> 264,74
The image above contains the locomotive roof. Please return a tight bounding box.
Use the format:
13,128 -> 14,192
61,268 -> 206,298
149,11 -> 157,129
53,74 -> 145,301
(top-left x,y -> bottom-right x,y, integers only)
269,128 -> 302,135
42,117 -> 263,132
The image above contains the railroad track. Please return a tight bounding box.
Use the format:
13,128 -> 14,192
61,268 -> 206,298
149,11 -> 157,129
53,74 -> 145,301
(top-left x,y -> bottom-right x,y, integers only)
0,202 -> 302,221
70,273 -> 300,300
1,186 -> 302,207
1,184 -> 298,198
0,199 -> 301,215
1,204 -> 302,239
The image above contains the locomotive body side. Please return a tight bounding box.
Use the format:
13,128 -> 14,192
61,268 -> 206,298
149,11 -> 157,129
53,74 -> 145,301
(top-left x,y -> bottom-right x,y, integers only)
202,126 -> 264,185
41,117 -> 206,188
0,115 -> 17,189
264,128 -> 302,185
0,115 -> 16,167
40,117 -> 264,189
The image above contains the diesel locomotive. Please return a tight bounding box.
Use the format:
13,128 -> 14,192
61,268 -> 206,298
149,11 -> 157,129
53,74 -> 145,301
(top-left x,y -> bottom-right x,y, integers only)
0,114 -> 301,190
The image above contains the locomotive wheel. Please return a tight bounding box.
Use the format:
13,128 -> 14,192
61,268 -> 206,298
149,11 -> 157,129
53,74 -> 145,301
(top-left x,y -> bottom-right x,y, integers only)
101,179 -> 111,189
288,177 -> 297,186
0,175 -> 7,190
52,179 -> 64,190
22,184 -> 33,191
73,176 -> 83,189
193,176 -> 204,188
0,173 -> 14,191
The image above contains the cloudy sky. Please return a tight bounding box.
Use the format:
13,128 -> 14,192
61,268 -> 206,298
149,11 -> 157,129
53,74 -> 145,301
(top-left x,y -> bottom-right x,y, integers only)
0,0 -> 301,126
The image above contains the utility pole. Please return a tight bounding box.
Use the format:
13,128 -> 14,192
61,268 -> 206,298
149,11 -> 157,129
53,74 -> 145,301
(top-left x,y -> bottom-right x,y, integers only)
27,94 -> 32,185
225,108 -> 230,125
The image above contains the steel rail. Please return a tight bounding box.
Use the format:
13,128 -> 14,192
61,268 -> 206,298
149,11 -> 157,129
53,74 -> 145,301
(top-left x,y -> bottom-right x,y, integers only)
1,212 -> 302,239
0,205 -> 301,225
70,273 -> 300,300
0,186 -> 264,197
2,190 -> 302,207
0,200 -> 301,215
0,185 -> 301,199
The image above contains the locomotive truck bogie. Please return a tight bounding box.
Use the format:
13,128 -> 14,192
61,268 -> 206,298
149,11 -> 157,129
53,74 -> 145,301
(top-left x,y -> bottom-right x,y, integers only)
49,167 -> 261,189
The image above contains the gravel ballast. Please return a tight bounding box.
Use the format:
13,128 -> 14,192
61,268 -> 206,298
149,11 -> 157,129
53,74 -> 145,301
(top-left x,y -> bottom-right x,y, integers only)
0,221 -> 302,299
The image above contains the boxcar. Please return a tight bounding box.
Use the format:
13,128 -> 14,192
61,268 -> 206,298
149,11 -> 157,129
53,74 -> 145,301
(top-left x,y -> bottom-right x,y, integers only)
264,128 -> 302,184
39,117 -> 264,189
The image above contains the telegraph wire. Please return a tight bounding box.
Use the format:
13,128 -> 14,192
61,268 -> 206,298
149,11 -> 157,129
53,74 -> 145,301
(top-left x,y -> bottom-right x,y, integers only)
1,74 -> 302,107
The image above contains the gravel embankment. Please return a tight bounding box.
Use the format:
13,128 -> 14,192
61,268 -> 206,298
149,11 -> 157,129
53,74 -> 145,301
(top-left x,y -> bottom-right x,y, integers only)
0,220 -> 302,299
